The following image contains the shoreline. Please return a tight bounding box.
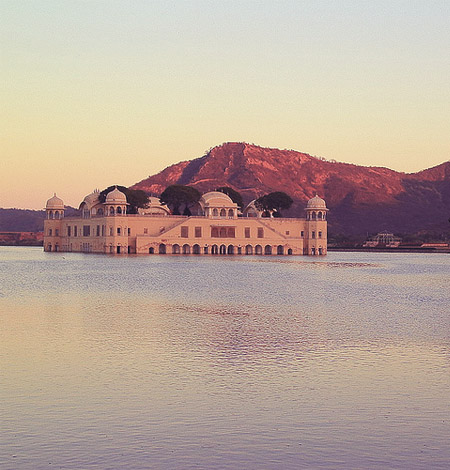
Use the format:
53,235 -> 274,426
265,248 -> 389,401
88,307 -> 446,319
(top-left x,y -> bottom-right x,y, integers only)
328,247 -> 450,254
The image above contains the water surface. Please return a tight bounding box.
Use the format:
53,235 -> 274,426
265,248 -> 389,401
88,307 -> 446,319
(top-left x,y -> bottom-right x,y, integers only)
1,247 -> 449,469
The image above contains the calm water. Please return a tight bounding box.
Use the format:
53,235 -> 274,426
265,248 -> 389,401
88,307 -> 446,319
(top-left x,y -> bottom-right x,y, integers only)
0,247 -> 449,470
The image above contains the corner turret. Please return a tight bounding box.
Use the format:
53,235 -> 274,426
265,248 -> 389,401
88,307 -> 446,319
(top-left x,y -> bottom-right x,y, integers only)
305,195 -> 328,255
44,193 -> 64,251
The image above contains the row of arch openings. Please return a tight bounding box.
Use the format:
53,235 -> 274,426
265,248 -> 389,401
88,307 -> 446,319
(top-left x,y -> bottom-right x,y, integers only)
151,244 -> 292,255
211,208 -> 235,218
47,211 -> 63,219
307,211 -> 326,220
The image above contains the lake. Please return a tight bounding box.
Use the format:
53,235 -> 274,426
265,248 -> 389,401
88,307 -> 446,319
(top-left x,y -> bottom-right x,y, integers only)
1,247 -> 449,469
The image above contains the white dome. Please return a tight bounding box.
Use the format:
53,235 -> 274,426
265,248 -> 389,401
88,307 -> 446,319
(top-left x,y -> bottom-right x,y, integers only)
200,191 -> 235,207
105,187 -> 127,204
306,195 -> 327,210
46,193 -> 64,209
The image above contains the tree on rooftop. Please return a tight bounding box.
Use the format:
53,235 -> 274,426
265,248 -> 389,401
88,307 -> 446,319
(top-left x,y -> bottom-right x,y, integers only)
255,191 -> 293,217
215,186 -> 244,209
160,185 -> 201,215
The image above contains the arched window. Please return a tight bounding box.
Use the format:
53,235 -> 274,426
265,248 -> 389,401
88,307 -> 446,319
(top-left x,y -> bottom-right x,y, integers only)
213,208 -> 218,217
227,245 -> 234,255
287,248 -> 293,255
110,207 -> 115,215
264,245 -> 272,255
193,244 -> 200,254
318,211 -> 322,220
55,211 -> 60,219
228,209 -> 234,218
318,247 -> 323,255
172,244 -> 180,254
219,244 -> 226,255
117,206 -> 122,214
255,245 -> 262,255
211,244 -> 218,255
245,245 -> 253,255
277,245 -> 284,255
312,211 -> 316,219
311,247 -> 316,255
183,244 -> 190,254
159,243 -> 166,254
220,209 -> 226,217
149,247 -> 154,254
97,208 -> 104,216
49,211 -> 53,219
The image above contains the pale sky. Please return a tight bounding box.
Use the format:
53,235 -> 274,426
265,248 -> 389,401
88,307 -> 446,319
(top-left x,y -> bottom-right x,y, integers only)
1,0 -> 450,209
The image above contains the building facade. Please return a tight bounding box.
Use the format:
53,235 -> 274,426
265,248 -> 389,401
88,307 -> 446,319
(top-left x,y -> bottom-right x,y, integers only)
44,189 -> 328,256
362,231 -> 402,248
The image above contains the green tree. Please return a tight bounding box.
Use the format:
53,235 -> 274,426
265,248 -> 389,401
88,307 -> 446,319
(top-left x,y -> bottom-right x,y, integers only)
215,186 -> 244,209
98,186 -> 149,214
160,185 -> 201,215
255,191 -> 293,217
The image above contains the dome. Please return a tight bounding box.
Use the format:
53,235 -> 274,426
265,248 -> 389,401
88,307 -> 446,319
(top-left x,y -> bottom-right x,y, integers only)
148,196 -> 164,206
200,191 -> 235,206
79,190 -> 100,210
138,197 -> 170,215
46,193 -> 64,209
306,195 -> 327,210
105,187 -> 127,204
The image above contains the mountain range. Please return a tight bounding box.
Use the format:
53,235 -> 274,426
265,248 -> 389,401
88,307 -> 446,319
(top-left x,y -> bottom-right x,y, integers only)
2,143 -> 449,236
132,142 -> 450,236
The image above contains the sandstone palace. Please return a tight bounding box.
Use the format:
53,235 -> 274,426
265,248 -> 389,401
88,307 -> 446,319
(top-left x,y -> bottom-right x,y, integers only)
44,188 -> 328,256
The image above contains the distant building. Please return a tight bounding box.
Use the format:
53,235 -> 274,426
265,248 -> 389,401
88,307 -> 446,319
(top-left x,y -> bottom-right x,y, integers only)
363,230 -> 402,248
44,189 -> 328,256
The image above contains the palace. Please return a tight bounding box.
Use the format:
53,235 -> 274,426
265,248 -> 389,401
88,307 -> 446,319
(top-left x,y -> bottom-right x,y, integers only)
44,188 -> 328,256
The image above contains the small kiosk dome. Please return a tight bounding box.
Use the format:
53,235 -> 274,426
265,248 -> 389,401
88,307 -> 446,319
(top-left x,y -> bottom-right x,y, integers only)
306,195 -> 327,210
106,187 -> 128,204
46,193 -> 64,209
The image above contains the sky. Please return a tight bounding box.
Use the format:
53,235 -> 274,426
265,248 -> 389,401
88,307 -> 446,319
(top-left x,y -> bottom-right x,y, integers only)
1,0 -> 450,209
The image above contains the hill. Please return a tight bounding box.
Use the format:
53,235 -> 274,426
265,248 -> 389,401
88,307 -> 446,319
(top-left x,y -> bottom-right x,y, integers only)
0,208 -> 46,232
132,142 -> 450,236
0,207 -> 79,233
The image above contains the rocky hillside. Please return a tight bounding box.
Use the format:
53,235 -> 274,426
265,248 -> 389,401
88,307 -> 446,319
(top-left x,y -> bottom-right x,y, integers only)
132,142 -> 450,235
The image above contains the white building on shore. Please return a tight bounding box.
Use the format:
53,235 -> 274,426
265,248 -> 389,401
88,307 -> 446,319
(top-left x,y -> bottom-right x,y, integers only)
44,189 -> 328,256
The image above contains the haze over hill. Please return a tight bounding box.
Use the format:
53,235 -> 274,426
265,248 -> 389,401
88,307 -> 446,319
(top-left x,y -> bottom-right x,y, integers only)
132,142 -> 450,236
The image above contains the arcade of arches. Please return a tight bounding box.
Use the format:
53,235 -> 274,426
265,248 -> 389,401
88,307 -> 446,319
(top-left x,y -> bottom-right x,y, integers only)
150,243 -> 296,256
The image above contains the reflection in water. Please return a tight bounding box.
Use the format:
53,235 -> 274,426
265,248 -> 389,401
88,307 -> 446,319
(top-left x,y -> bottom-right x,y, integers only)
0,247 -> 449,469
